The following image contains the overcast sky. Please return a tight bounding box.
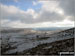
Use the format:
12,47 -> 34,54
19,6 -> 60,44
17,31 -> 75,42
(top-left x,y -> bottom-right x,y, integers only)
0,0 -> 75,28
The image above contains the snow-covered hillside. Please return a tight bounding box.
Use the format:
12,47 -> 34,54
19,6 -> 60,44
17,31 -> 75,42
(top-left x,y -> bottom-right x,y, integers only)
1,28 -> 74,55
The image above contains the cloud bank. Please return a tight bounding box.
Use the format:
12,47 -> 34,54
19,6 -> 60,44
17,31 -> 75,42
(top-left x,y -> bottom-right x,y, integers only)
0,0 -> 74,28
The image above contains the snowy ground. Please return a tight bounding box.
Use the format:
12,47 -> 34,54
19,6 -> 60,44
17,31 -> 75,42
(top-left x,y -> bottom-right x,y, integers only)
1,28 -> 74,54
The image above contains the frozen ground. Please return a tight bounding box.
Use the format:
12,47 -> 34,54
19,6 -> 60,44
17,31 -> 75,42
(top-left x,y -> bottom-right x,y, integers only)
1,28 -> 74,55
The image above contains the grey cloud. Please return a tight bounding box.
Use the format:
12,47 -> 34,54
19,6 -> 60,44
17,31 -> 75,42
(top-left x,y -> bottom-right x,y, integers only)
1,0 -> 74,25
0,5 -> 34,23
22,10 -> 65,24
35,10 -> 65,23
59,0 -> 75,16
0,4 -> 65,24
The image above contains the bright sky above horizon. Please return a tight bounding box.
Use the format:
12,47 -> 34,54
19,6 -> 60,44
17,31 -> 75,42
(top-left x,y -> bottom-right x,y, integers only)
0,0 -> 75,28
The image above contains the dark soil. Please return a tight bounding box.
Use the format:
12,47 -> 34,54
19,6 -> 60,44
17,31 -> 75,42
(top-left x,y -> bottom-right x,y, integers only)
23,38 -> 74,55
